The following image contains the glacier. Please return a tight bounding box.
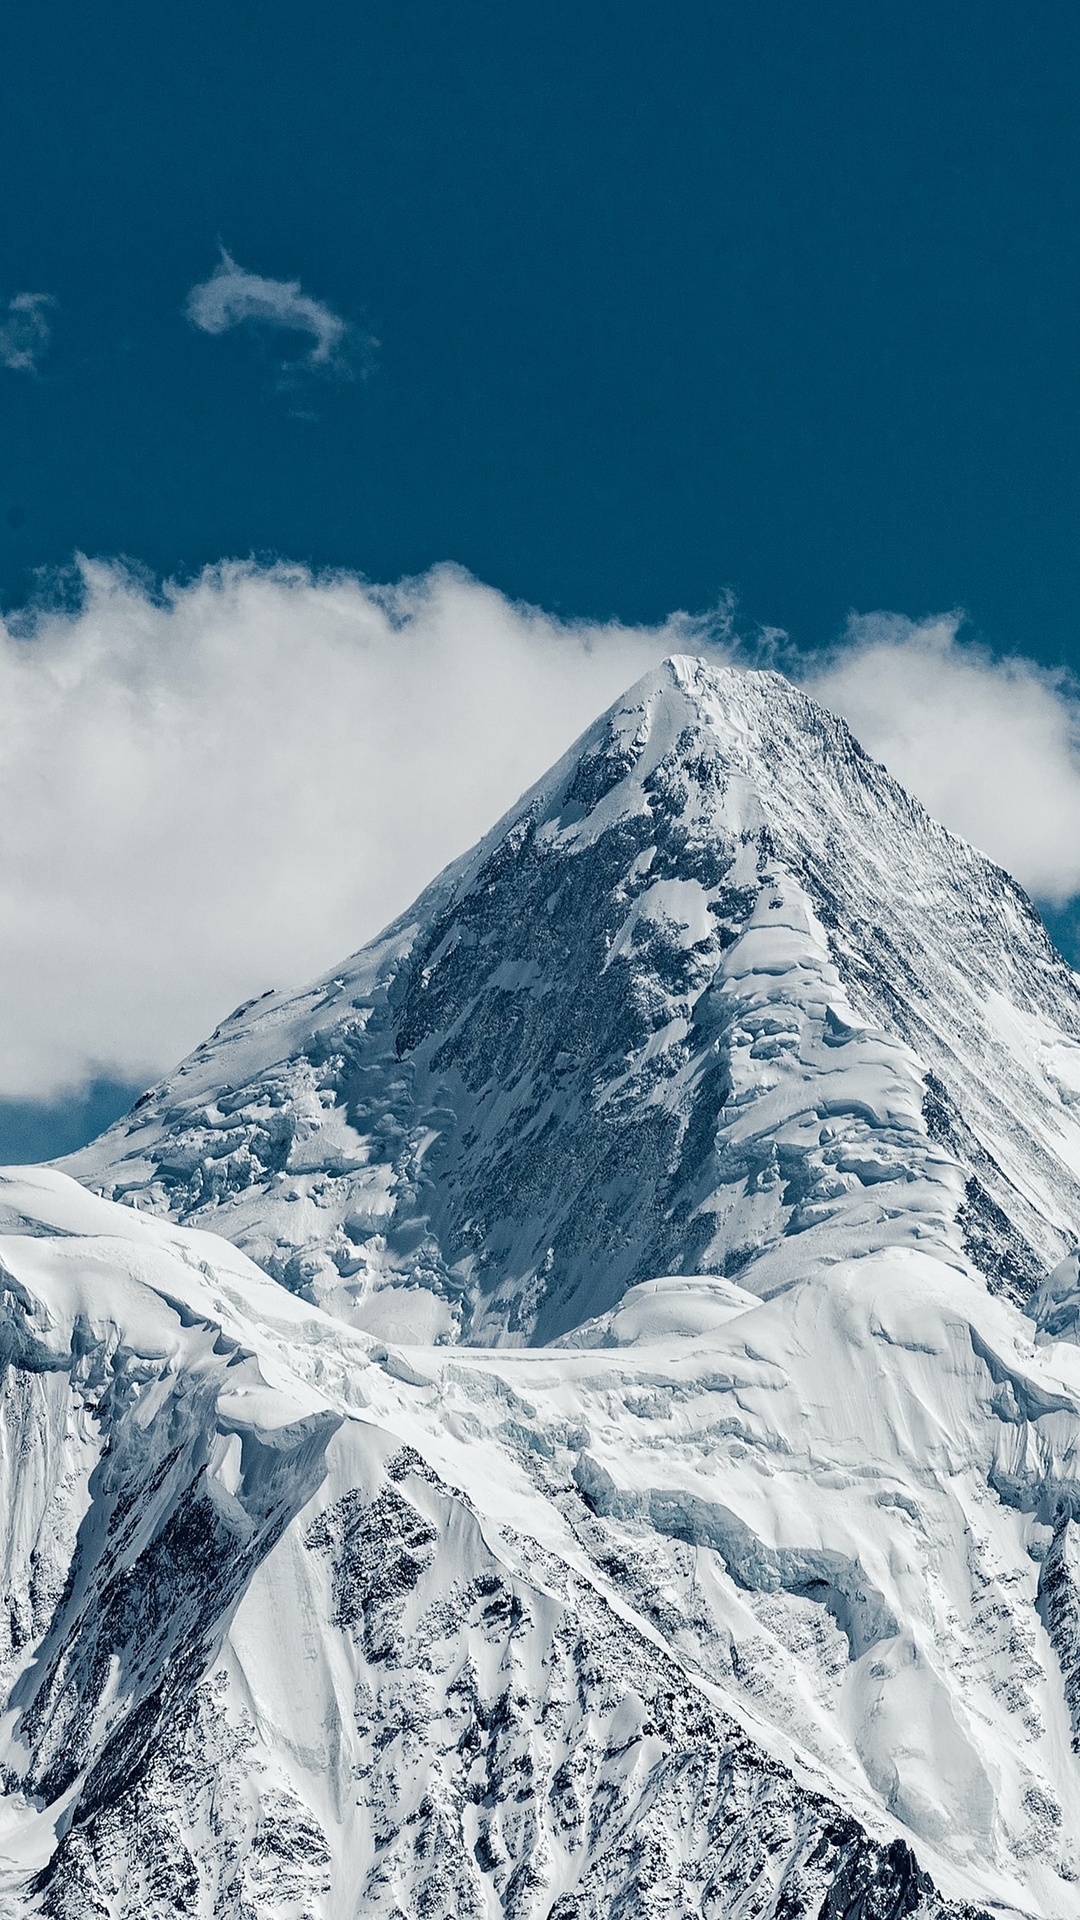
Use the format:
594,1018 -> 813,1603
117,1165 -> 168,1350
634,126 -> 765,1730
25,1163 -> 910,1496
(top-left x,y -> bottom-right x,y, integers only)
1,656 -> 1080,1912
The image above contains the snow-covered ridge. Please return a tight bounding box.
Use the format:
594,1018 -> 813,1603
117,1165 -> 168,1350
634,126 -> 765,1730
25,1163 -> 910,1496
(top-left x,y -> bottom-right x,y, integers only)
15,654 -> 1080,1915
66,656 -> 1080,1346
0,1163 -> 1065,1918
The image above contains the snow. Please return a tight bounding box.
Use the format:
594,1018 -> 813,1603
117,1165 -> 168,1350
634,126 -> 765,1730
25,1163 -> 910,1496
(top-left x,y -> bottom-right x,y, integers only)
1,1163 -> 1080,1913
65,658 -> 1080,1350
7,656 -> 1080,1911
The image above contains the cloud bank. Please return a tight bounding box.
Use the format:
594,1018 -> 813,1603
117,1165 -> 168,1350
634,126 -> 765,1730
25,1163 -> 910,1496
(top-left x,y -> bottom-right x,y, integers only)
802,614 -> 1080,904
0,564 -> 682,1099
0,293 -> 54,373
186,251 -> 350,370
1,566 -> 1078,1103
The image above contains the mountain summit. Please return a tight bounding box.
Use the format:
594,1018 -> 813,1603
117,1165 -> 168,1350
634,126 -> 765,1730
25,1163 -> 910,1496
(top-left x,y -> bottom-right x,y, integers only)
7,656 -> 1080,1917
70,655 -> 1080,1342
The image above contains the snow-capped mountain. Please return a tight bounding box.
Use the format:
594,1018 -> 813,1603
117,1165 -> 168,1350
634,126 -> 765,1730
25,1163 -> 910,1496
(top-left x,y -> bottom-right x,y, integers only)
70,656 -> 1080,1339
4,655 -> 1080,1914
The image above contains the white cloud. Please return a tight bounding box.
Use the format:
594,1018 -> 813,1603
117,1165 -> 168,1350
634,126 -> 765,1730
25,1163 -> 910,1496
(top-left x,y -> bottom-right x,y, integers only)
3,567 -> 1079,1105
0,293 -> 54,374
0,562 -> 686,1099
802,613 -> 1080,905
186,250 -> 351,370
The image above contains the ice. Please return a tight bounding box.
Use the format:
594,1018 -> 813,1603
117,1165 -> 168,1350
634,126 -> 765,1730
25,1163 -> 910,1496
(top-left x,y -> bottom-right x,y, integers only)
6,656 -> 1080,1912
65,659 -> 1080,1349
1,1163 -> 1079,1912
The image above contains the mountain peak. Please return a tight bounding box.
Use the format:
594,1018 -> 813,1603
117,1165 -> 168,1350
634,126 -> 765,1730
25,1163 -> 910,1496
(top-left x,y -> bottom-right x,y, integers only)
25,655 -> 1080,1919
487,652 -> 882,844
67,654 -> 1080,1345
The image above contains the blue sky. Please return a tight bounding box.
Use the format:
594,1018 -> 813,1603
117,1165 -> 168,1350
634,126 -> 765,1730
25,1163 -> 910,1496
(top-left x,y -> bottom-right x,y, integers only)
2,0 -> 1079,1155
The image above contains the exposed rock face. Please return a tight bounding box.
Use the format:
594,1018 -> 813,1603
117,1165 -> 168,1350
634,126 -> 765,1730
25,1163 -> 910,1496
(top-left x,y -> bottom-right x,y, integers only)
66,659 -> 1080,1345
1038,1515 -> 1080,1753
0,1169 -> 1003,1918
4,658 -> 1080,1913
32,1460 -> 973,1920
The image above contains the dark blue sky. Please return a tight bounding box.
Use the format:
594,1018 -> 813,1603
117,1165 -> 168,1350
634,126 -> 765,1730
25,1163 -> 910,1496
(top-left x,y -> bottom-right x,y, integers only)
3,1 -> 1079,655
2,0 -> 1079,1156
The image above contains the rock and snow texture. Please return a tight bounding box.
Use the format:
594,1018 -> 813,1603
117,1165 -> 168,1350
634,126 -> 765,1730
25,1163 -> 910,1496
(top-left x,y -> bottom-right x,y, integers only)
67,657 -> 1080,1344
0,1164 -> 1057,1919
6,653 -> 1080,1915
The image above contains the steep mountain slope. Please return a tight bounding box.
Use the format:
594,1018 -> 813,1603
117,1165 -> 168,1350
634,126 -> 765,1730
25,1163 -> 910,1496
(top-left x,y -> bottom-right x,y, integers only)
0,1162 -> 1071,1919
68,656 -> 1080,1346
24,653 -> 1080,1916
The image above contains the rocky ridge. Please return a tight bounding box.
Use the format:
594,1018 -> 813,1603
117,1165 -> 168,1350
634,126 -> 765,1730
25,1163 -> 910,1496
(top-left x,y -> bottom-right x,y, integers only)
67,657 -> 1080,1345
0,1167 -> 1012,1919
3,656 -> 1080,1913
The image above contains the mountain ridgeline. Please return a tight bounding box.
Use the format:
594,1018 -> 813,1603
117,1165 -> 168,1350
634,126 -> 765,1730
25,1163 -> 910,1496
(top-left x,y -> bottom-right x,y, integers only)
70,657 -> 1080,1344
3,658 -> 1080,1917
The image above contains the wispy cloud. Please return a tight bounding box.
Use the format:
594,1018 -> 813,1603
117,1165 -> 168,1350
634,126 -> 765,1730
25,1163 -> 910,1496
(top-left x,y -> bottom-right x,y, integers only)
0,293 -> 55,373
185,249 -> 352,372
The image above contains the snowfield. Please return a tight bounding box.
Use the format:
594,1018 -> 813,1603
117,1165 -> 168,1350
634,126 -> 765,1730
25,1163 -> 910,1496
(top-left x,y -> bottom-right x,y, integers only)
3,657 -> 1080,1913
